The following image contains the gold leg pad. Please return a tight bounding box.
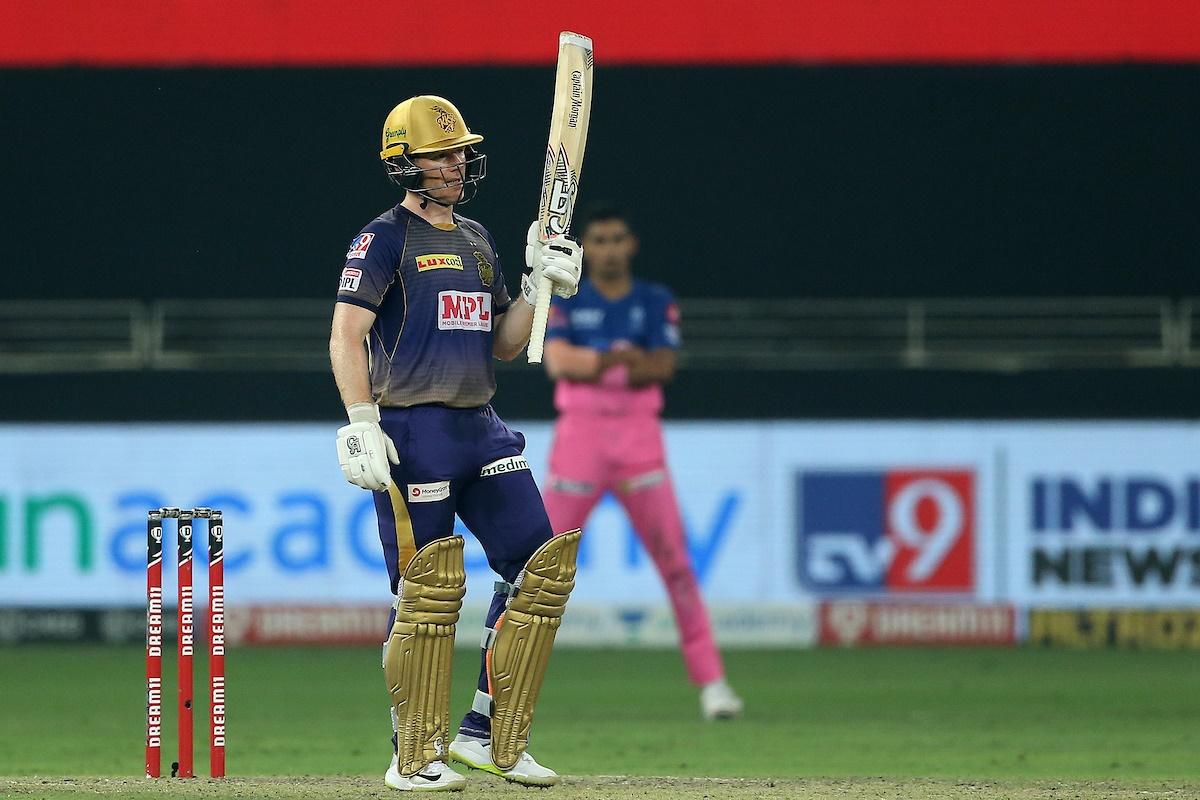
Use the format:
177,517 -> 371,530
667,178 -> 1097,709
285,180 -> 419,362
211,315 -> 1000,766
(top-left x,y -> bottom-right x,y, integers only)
488,529 -> 582,771
385,536 -> 466,776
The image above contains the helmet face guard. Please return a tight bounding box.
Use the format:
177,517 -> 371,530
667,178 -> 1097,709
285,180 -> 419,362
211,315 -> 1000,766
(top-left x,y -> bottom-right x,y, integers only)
383,146 -> 487,206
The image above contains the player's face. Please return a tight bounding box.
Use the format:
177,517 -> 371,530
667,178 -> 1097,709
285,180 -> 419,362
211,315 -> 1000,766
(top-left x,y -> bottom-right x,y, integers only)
581,219 -> 637,279
412,146 -> 467,204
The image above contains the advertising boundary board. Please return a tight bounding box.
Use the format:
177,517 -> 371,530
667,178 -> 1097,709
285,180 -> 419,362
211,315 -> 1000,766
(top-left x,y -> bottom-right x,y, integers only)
3,421 -> 1199,648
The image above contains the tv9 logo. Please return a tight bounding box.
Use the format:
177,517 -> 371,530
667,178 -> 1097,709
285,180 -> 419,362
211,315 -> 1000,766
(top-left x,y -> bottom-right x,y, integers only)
796,470 -> 975,593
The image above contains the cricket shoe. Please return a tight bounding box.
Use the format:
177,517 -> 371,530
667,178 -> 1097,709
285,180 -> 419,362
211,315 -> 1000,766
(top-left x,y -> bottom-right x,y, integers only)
700,678 -> 744,720
384,755 -> 467,792
449,734 -> 560,786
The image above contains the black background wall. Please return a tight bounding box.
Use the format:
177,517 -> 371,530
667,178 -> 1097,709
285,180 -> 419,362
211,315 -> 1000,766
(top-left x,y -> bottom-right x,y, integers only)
3,65 -> 1197,300
1,65 -> 1197,420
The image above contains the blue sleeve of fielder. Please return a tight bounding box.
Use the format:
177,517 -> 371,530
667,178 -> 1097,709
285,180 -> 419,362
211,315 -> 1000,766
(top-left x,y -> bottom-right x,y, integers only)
643,284 -> 682,350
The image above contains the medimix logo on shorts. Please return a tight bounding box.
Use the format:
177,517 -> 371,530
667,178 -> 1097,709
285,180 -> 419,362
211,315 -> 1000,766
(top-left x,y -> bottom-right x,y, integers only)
480,455 -> 529,478
408,481 -> 450,503
438,291 -> 492,331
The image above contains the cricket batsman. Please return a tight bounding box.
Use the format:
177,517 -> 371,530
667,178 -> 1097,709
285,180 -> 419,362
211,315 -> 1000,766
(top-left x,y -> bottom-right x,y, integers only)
541,207 -> 743,720
328,96 -> 583,791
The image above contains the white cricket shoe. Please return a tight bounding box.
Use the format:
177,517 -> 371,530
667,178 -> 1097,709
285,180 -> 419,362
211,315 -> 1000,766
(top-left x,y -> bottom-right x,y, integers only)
449,734 -> 560,786
384,754 -> 467,792
700,678 -> 744,720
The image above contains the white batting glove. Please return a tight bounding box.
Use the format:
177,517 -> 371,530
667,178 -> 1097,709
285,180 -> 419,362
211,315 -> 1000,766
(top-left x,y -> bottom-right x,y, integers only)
335,402 -> 400,492
521,220 -> 582,304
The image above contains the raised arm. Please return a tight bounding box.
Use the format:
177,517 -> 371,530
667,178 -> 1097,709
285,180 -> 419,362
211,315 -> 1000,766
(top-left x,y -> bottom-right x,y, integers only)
493,221 -> 583,361
492,296 -> 534,361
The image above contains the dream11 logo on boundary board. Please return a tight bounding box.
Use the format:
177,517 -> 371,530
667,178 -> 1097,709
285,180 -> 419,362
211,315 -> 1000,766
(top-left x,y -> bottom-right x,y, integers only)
795,469 -> 976,594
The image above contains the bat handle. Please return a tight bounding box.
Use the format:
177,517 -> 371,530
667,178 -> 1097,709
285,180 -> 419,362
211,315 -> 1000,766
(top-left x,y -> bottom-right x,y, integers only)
527,276 -> 555,364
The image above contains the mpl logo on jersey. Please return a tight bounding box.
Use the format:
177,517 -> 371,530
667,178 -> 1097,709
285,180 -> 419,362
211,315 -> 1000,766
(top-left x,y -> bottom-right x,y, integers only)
437,291 -> 492,331
796,469 -> 975,594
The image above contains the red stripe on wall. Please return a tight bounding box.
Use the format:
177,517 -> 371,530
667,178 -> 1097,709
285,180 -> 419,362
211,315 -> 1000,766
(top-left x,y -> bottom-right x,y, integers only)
2,0 -> 1198,66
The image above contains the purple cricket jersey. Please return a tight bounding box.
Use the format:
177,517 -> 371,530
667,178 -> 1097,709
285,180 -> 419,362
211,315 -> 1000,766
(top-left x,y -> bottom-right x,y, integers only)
335,204 -> 513,408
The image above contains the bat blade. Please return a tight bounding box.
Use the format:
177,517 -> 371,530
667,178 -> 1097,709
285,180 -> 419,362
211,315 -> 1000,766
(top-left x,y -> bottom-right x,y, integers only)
528,31 -> 593,364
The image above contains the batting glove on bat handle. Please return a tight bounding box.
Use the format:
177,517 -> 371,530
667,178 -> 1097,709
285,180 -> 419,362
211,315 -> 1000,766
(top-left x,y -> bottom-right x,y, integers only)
335,402 -> 400,492
522,220 -> 582,304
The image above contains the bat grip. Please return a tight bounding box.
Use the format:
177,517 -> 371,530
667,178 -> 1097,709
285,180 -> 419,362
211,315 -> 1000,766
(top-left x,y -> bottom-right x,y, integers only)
527,276 -> 554,364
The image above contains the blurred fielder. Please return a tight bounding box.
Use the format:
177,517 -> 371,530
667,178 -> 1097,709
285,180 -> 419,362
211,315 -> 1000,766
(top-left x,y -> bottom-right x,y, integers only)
541,206 -> 744,720
328,96 -> 584,791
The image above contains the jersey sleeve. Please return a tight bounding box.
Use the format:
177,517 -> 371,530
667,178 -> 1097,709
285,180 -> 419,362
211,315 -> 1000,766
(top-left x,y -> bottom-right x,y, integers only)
335,226 -> 401,312
470,222 -> 512,314
544,301 -> 573,342
645,286 -> 682,350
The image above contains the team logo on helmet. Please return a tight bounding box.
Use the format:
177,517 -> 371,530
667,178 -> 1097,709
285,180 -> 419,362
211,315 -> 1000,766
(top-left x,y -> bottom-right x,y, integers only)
431,105 -> 457,133
474,252 -> 494,287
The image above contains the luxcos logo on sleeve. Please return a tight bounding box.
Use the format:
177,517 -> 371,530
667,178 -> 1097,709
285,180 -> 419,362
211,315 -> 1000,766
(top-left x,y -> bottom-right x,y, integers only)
438,291 -> 492,331
796,469 -> 975,594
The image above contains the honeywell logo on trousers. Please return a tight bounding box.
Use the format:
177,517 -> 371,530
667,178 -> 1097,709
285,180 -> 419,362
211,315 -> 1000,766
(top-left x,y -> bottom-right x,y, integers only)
438,291 -> 492,331
480,456 -> 529,478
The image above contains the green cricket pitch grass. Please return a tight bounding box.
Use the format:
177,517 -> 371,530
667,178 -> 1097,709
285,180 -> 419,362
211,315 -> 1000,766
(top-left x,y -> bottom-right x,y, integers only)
1,646 -> 1198,799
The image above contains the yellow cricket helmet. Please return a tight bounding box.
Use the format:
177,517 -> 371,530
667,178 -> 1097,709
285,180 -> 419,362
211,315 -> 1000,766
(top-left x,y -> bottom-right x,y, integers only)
379,95 -> 484,159
379,95 -> 487,205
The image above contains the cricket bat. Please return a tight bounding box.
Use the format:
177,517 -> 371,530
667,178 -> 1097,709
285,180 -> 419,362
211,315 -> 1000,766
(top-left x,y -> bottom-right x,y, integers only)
527,31 -> 594,364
